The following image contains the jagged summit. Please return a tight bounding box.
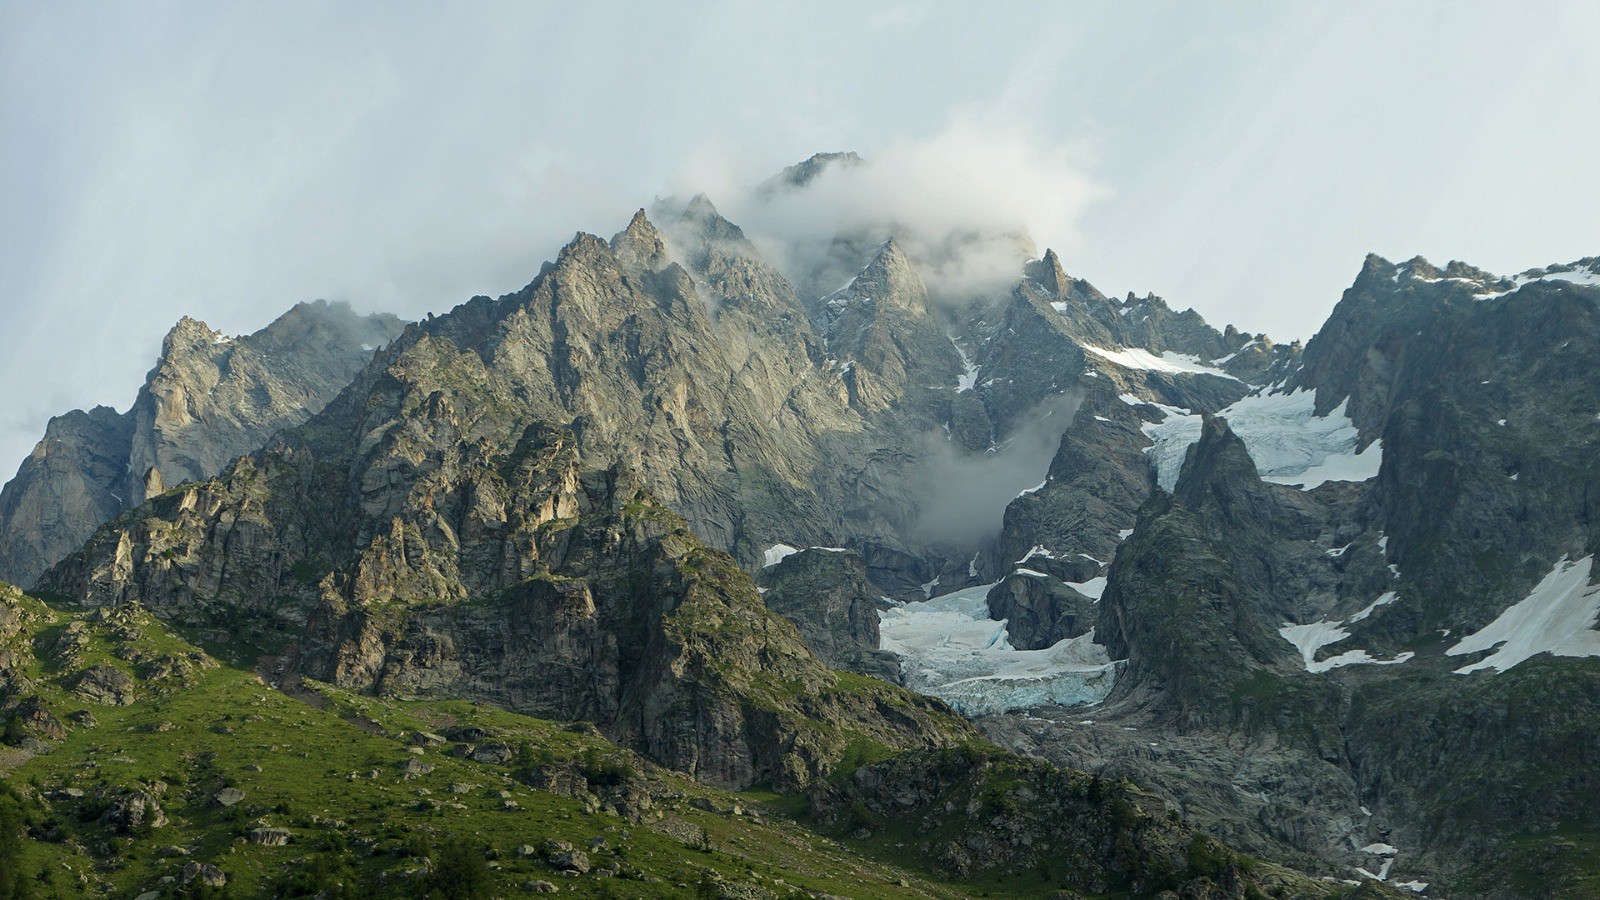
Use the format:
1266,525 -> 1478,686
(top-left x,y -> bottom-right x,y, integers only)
865,235 -> 915,278
0,300 -> 405,587
609,208 -> 667,273
759,150 -> 864,195
1023,248 -> 1073,298
825,237 -> 927,318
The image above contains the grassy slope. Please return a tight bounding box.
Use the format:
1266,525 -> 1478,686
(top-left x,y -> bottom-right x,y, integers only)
0,589 -> 1177,899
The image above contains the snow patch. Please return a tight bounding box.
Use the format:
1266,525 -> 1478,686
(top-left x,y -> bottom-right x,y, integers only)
879,583 -> 1121,715
762,543 -> 799,567
954,341 -> 980,392
1016,545 -> 1058,564
1474,263 -> 1600,300
1279,591 -> 1413,673
1138,407 -> 1203,492
1067,576 -> 1107,601
1447,555 -> 1600,674
1140,390 -> 1382,492
1349,591 -> 1398,623
1081,345 -> 1238,380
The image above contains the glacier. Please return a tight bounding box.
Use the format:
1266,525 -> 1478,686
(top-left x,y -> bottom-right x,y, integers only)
878,582 -> 1121,716
1135,389 -> 1382,492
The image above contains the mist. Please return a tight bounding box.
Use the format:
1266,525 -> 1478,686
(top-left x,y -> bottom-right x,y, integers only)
701,116 -> 1104,304
910,391 -> 1084,550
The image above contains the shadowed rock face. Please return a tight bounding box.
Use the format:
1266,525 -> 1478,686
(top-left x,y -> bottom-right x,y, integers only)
0,300 -> 405,588
756,547 -> 900,680
977,256 -> 1600,890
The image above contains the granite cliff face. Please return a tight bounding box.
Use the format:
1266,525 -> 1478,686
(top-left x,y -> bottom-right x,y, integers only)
756,547 -> 900,679
0,300 -> 404,588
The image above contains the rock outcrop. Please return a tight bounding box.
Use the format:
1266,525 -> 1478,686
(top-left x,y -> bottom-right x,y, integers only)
0,300 -> 405,587
756,547 -> 899,679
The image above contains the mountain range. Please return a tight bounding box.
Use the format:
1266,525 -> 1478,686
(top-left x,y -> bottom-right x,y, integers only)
3,151 -> 1598,898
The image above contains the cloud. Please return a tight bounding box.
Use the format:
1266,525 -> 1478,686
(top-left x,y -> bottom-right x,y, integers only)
908,391 -> 1083,550
707,114 -> 1107,302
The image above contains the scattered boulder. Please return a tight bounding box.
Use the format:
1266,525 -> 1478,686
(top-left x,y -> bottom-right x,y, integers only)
181,862 -> 226,887
470,741 -> 514,765
544,841 -> 590,874
248,828 -> 291,846
410,730 -> 447,747
400,758 -> 435,778
13,695 -> 66,740
443,725 -> 491,743
101,790 -> 166,834
211,788 -> 245,808
50,622 -> 91,662
549,849 -> 589,874
71,665 -> 136,706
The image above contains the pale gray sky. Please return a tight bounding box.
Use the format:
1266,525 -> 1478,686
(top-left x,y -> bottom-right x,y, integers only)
3,1 -> 1598,480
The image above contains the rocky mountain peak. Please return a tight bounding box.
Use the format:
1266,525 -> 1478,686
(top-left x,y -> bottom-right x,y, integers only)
609,208 -> 667,273
851,238 -> 926,312
1399,255 -> 1442,281
673,193 -> 748,242
160,315 -> 229,358
654,194 -> 764,276
1171,414 -> 1262,507
553,230 -> 613,269
760,150 -> 864,194
0,300 -> 406,588
1024,248 -> 1071,297
1357,251 -> 1396,279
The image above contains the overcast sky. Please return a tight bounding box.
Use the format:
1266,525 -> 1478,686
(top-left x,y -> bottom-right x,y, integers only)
3,1 -> 1598,480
